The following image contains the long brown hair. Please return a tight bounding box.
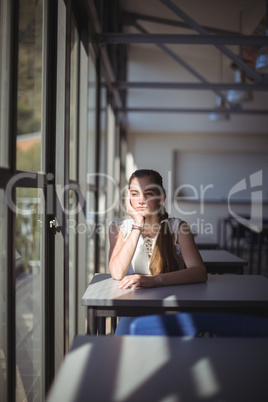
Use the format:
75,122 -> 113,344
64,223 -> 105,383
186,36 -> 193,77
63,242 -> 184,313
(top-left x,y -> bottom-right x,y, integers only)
128,169 -> 181,275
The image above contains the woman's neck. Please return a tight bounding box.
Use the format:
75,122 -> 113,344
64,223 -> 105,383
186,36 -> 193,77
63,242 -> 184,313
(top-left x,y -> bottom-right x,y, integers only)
142,216 -> 161,238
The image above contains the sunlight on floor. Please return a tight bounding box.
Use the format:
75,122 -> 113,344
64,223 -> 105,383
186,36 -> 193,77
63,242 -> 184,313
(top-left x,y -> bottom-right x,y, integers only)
191,357 -> 220,398
47,344 -> 93,402
114,337 -> 171,401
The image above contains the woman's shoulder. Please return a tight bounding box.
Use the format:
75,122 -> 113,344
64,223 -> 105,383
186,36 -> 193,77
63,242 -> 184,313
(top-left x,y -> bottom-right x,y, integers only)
112,217 -> 134,237
113,217 -> 133,226
168,217 -> 184,230
169,217 -> 183,223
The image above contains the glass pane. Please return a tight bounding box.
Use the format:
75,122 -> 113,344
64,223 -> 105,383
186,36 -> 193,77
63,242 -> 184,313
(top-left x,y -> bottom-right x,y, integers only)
87,53 -> 97,179
69,19 -> 79,180
87,52 -> 97,280
68,190 -> 77,345
16,188 -> 44,402
86,190 -> 95,282
0,190 -> 7,401
99,86 -> 107,186
16,0 -> 44,172
0,0 -> 10,167
98,86 -> 108,273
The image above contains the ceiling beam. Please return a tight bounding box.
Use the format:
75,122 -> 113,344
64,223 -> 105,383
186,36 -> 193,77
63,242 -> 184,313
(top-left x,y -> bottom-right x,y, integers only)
160,0 -> 263,83
122,11 -> 240,36
95,33 -> 268,46
86,0 -> 124,114
133,22 -> 230,103
116,107 -> 268,115
112,82 -> 268,91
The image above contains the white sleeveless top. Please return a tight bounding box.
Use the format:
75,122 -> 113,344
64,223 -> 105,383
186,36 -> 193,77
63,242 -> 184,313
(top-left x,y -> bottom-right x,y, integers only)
113,217 -> 185,275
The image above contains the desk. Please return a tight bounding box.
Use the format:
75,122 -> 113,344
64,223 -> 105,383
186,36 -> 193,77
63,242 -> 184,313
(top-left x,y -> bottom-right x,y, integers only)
199,249 -> 247,274
82,274 -> 268,334
47,335 -> 268,402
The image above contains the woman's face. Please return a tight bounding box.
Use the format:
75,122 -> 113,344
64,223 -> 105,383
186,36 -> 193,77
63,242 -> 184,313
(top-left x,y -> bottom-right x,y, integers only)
129,177 -> 165,217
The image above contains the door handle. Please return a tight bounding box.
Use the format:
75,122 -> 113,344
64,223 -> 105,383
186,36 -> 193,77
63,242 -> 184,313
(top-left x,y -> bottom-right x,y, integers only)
49,219 -> 58,229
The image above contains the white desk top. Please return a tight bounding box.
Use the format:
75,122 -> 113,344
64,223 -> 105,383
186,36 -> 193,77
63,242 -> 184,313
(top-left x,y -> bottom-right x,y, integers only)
81,273 -> 268,309
47,335 -> 268,402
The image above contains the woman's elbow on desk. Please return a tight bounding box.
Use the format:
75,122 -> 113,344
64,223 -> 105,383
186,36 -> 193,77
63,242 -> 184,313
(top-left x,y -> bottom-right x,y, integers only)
108,264 -> 125,281
198,265 -> 208,283
200,268 -> 208,283
188,264 -> 208,284
110,273 -> 125,281
157,265 -> 208,287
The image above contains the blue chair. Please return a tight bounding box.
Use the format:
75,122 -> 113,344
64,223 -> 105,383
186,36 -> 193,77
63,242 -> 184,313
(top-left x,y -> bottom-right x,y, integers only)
128,312 -> 268,337
115,317 -> 137,335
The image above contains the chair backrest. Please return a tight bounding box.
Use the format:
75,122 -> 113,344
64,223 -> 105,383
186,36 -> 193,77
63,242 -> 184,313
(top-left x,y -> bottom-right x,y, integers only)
129,312 -> 268,337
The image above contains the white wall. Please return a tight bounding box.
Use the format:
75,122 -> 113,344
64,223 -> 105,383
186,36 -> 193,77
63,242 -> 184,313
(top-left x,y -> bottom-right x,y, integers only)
128,130 -> 268,244
126,46 -> 268,133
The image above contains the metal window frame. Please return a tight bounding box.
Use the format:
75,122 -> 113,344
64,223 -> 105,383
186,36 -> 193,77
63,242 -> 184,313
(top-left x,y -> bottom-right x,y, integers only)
44,0 -> 58,394
6,1 -> 19,401
94,54 -> 101,274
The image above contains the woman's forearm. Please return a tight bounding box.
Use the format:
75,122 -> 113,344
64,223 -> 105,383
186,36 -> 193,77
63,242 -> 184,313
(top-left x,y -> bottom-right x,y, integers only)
155,266 -> 208,287
117,265 -> 208,289
109,229 -> 141,280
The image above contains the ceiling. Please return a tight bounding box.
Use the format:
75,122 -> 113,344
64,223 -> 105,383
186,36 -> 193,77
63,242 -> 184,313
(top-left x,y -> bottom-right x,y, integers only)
108,0 -> 268,132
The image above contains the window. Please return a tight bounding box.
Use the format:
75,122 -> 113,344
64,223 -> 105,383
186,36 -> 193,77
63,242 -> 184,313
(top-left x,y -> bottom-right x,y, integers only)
69,19 -> 79,180
16,0 -> 44,173
68,189 -> 77,345
0,0 -> 10,167
14,1 -> 46,400
1,0 -> 122,397
16,188 -> 45,401
87,51 -> 97,280
98,86 -> 108,273
0,190 -> 7,401
68,16 -> 79,345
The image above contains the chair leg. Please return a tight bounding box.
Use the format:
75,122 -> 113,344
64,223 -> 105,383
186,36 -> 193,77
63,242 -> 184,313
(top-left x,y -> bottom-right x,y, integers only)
111,317 -> 117,335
